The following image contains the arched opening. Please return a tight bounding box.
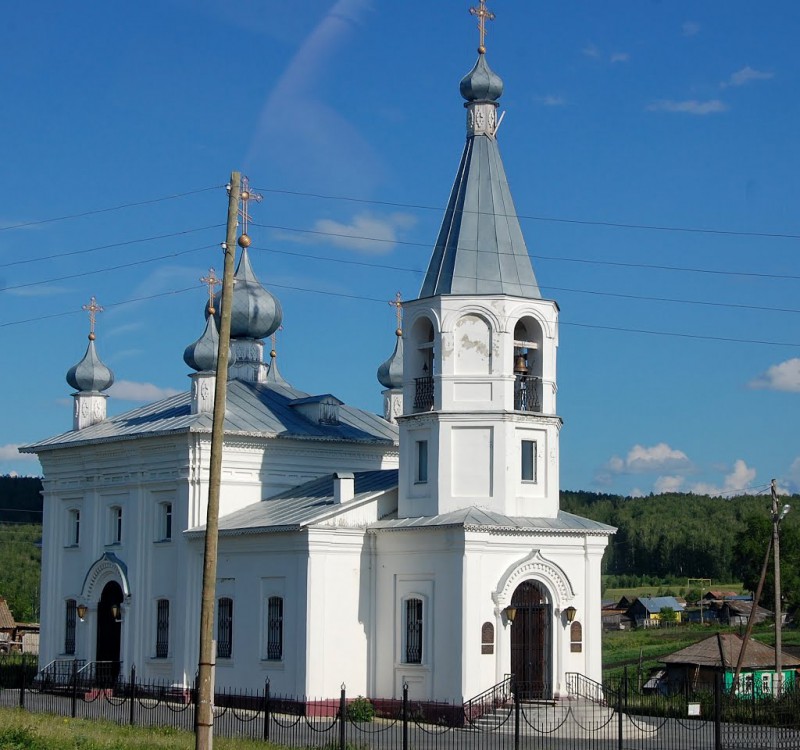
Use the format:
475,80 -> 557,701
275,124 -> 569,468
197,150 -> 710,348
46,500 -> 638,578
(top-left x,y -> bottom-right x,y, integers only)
510,580 -> 552,699
512,319 -> 543,413
410,316 -> 435,412
95,580 -> 123,686
454,313 -> 491,374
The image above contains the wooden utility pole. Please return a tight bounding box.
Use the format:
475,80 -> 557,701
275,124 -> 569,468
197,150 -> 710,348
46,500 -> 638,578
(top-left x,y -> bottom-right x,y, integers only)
195,171 -> 241,750
772,479 -> 783,696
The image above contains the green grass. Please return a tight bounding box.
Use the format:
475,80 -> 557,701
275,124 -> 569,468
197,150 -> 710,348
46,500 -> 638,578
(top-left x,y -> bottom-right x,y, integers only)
0,708 -> 287,750
603,582 -> 745,602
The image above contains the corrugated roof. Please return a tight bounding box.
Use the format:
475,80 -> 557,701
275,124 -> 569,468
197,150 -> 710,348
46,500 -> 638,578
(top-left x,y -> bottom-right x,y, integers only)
20,380 -> 397,452
634,596 -> 685,614
187,470 -> 400,536
661,634 -> 800,669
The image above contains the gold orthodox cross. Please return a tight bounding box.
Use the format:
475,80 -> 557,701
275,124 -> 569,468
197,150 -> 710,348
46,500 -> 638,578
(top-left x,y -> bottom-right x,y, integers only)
469,0 -> 495,52
200,268 -> 222,314
271,325 -> 284,356
389,291 -> 403,334
239,175 -> 263,236
82,296 -> 103,340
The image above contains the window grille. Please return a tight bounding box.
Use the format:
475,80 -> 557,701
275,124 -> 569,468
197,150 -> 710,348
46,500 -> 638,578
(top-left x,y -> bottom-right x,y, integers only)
156,599 -> 170,658
570,621 -> 583,653
65,599 -> 76,655
267,596 -> 283,660
217,597 -> 233,658
481,621 -> 495,654
405,598 -> 423,664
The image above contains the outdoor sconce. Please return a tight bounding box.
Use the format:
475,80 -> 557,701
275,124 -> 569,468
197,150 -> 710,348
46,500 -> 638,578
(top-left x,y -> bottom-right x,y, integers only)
564,606 -> 577,623
504,606 -> 517,623
76,604 -> 88,621
111,604 -> 122,622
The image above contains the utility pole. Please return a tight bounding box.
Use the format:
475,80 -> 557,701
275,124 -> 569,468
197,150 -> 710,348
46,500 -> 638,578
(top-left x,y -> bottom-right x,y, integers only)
772,478 -> 783,697
195,171 -> 241,750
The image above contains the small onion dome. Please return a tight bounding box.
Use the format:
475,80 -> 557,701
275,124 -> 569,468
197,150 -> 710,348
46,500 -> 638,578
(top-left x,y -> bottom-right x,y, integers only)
266,349 -> 288,385
377,330 -> 404,389
206,247 -> 282,340
459,54 -> 504,103
184,311 -> 221,372
66,339 -> 115,392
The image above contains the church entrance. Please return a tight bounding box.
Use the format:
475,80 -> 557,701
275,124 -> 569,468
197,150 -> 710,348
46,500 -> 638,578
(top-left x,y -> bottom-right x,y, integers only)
95,581 -> 123,686
510,580 -> 552,700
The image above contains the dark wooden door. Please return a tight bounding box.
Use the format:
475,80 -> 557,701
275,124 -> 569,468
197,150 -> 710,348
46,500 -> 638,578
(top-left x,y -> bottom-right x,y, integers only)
95,581 -> 122,685
510,581 -> 551,700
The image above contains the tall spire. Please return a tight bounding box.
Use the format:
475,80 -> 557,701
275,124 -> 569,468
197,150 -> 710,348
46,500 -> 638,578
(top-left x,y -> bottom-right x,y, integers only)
419,3 -> 541,299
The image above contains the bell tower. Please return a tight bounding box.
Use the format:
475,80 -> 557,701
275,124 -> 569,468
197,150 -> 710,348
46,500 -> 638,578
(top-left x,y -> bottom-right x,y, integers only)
398,14 -> 561,520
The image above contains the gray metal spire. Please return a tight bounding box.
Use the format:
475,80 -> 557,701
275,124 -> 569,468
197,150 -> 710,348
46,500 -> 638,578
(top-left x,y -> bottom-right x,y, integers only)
419,51 -> 541,299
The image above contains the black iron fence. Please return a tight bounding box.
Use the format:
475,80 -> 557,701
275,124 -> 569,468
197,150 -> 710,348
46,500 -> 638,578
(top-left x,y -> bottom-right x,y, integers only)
2,659 -> 800,749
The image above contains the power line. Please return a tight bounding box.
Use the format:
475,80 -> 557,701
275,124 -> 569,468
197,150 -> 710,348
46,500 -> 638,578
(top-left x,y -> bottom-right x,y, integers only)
253,185 -> 800,242
0,185 -> 224,232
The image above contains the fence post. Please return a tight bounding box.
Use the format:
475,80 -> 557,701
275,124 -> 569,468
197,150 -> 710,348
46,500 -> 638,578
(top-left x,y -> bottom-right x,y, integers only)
339,684 -> 347,750
129,664 -> 136,726
71,659 -> 78,718
617,670 -> 624,750
402,682 -> 409,750
263,679 -> 271,742
514,679 -> 520,750
714,671 -> 722,750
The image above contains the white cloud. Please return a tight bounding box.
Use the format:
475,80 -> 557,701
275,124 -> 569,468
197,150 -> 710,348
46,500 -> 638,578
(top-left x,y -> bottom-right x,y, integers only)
647,99 -> 728,115
722,66 -> 774,88
109,380 -> 181,402
682,21 -> 700,37
310,212 -> 416,254
537,95 -> 566,107
654,475 -> 685,493
748,358 -> 800,393
607,443 -> 692,475
629,487 -> 645,498
0,444 -> 38,462
689,459 -> 757,497
582,43 -> 600,59
610,52 -> 629,63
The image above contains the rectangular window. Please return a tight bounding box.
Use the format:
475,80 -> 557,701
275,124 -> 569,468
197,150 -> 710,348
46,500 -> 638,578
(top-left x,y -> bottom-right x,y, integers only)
65,600 -> 77,655
267,596 -> 283,661
521,440 -> 537,482
405,598 -> 423,664
70,510 -> 80,546
217,597 -> 233,659
160,502 -> 172,541
109,506 -> 123,544
415,440 -> 428,484
156,599 -> 170,658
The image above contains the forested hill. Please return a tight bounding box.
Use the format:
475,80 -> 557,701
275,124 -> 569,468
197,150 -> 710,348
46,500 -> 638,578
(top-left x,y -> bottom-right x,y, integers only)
561,490 -> 800,599
0,475 -> 43,524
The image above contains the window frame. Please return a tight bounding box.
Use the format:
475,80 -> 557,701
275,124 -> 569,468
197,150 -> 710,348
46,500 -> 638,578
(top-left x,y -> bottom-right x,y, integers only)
64,599 -> 77,655
109,505 -> 123,545
159,501 -> 173,542
217,597 -> 233,659
68,509 -> 80,546
521,439 -> 537,483
266,596 -> 283,661
404,597 -> 424,664
155,599 -> 170,658
415,440 -> 429,484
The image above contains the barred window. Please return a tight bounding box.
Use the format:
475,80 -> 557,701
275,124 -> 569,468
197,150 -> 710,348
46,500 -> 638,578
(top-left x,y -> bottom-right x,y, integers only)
156,599 -> 170,658
65,599 -> 76,655
570,621 -> 583,653
267,597 -> 283,661
217,597 -> 233,659
481,621 -> 495,655
405,598 -> 423,664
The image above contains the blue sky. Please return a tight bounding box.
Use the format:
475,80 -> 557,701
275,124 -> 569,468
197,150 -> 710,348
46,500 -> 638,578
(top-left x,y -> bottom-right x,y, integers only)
1,1 -> 798,497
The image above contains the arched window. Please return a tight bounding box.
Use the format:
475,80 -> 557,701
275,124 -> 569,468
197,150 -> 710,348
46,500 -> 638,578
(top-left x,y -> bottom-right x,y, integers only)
267,596 -> 283,661
481,622 -> 495,654
217,597 -> 233,658
570,621 -> 583,653
410,317 -> 435,412
454,313 -> 491,374
512,319 -> 543,412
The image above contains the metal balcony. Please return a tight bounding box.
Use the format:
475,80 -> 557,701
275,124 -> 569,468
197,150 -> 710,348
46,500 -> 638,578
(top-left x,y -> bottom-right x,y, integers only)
413,376 -> 434,412
514,375 -> 541,412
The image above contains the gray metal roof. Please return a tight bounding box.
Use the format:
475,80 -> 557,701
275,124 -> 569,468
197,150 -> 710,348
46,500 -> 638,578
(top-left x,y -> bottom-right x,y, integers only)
419,117 -> 541,298
634,596 -> 686,614
371,508 -> 615,536
188,470 -> 400,536
21,380 -> 398,453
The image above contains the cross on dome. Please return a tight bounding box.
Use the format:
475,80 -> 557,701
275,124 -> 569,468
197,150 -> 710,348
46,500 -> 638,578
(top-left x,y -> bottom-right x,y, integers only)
82,296 -> 104,341
469,0 -> 495,53
200,268 -> 222,314
389,291 -> 403,335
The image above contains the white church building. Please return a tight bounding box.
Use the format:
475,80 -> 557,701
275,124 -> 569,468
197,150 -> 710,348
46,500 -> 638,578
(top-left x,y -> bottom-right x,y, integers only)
23,25 -> 613,704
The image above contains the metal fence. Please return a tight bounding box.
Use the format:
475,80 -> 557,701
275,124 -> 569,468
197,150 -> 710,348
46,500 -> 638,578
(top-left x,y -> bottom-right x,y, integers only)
2,659 -> 800,749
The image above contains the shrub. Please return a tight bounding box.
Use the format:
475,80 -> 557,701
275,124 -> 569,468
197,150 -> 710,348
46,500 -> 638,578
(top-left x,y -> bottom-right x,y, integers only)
346,696 -> 375,722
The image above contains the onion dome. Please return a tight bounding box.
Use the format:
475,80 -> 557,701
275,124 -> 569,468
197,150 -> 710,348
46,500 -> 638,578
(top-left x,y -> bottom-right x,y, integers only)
66,336 -> 114,393
460,53 -> 503,102
377,329 -> 404,389
206,247 -> 283,340
184,311 -> 221,372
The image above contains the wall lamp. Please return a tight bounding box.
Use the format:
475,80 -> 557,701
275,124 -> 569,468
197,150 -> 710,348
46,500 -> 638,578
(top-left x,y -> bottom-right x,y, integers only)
504,606 -> 517,624
76,604 -> 88,621
564,606 -> 578,623
110,604 -> 122,622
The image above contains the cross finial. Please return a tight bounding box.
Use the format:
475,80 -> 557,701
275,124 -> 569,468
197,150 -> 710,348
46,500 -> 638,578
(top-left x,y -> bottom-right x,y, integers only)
469,0 -> 495,54
389,291 -> 403,335
200,268 -> 222,314
238,175 -> 263,239
82,296 -> 104,340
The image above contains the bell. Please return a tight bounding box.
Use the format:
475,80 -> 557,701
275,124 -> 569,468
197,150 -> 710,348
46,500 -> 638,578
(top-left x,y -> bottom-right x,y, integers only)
514,353 -> 528,375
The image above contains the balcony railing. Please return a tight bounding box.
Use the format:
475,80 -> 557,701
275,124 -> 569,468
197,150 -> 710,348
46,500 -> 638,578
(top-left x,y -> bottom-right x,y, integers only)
414,376 -> 434,412
514,375 -> 541,412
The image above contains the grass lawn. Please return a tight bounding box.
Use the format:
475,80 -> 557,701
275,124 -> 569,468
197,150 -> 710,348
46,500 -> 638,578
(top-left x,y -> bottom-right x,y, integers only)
0,707 -> 287,750
603,583 -> 745,602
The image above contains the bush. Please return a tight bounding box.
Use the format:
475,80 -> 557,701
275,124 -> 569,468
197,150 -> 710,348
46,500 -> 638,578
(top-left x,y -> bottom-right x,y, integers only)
0,725 -> 41,750
346,696 -> 375,722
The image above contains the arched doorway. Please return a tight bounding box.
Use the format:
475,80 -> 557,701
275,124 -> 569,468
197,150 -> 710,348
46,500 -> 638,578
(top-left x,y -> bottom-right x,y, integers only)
95,581 -> 123,686
510,580 -> 552,699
